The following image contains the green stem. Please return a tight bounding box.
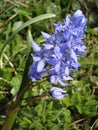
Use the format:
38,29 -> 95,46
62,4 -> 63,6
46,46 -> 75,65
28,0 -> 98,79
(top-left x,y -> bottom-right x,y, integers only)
1,110 -> 17,130
1,53 -> 49,130
1,52 -> 31,130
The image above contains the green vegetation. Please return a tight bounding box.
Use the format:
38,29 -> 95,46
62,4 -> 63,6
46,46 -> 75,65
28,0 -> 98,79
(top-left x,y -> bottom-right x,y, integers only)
0,0 -> 98,130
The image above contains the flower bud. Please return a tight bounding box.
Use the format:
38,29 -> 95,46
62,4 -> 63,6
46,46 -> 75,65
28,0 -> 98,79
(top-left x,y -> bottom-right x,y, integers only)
49,87 -> 66,100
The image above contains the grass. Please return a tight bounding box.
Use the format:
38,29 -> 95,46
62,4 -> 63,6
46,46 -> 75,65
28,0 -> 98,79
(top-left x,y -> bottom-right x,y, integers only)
0,0 -> 98,130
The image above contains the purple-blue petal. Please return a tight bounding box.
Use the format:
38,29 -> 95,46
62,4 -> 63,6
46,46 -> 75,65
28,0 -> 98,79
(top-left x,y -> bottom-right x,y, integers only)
47,58 -> 58,65
41,31 -> 51,39
54,46 -> 62,59
70,49 -> 77,62
49,87 -> 66,100
50,75 -> 56,84
63,75 -> 73,81
57,78 -> 67,86
73,10 -> 83,18
31,54 -> 41,61
64,15 -> 71,27
64,66 -> 69,76
37,60 -> 45,72
32,41 -> 41,52
55,62 -> 60,72
44,44 -> 54,49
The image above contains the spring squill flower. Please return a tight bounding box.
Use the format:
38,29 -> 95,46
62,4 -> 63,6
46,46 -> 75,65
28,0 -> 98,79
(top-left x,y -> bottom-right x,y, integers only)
49,87 -> 66,100
28,10 -> 87,99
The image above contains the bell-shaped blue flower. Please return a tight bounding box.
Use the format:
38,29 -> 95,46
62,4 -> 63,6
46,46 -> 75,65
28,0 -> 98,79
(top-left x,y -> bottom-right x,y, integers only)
28,63 -> 47,82
49,87 -> 66,100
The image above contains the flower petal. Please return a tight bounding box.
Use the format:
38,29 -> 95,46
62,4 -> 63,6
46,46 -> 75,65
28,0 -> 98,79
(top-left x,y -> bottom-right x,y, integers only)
49,87 -> 66,100
50,75 -> 56,84
44,44 -> 54,49
54,46 -> 62,59
57,78 -> 67,86
73,10 -> 83,17
55,62 -> 60,72
64,15 -> 71,27
70,49 -> 77,62
37,60 -> 45,72
64,66 -> 69,76
47,58 -> 58,65
31,54 -> 41,61
63,75 -> 73,81
41,31 -> 51,39
32,41 -> 41,52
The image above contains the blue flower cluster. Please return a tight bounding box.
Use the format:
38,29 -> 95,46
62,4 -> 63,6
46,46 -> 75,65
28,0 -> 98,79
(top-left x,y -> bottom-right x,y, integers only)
28,10 -> 87,99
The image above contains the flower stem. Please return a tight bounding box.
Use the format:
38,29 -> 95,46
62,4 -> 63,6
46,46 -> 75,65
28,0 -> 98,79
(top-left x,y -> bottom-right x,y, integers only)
1,52 -> 32,130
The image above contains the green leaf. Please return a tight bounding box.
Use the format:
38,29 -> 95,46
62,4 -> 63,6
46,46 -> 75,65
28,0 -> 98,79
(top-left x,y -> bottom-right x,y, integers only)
10,74 -> 22,96
0,13 -> 56,56
12,21 -> 23,32
80,59 -> 98,65
72,1 -> 81,10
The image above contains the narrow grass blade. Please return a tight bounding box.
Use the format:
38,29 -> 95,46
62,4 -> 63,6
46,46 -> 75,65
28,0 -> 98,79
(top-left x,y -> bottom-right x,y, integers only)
0,13 -> 56,56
